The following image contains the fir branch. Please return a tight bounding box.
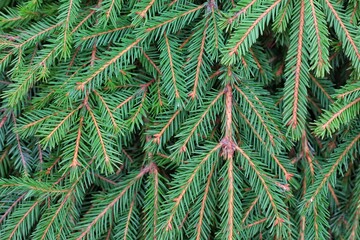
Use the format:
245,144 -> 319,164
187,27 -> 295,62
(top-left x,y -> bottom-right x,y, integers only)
75,164 -> 154,239
142,165 -> 163,239
303,131 -> 360,209
85,102 -> 112,171
71,9 -> 96,34
222,0 -> 282,65
0,51 -> 14,72
70,116 -> 83,168
7,200 -> 41,239
309,74 -> 334,108
301,131 -> 316,182
207,8 -> 223,61
160,33 -> 186,105
272,0 -> 292,33
57,0 -> 81,59
337,87 -> 360,100
36,163 -> 91,240
0,193 -> 26,224
235,145 -> 289,237
306,0 -> 330,77
236,107 -> 293,180
93,90 -> 119,130
136,0 -> 156,18
141,50 -> 161,75
41,106 -> 81,148
289,0 -> 305,128
283,0 -> 309,140
233,84 -> 276,148
241,196 -> 259,224
0,178 -> 67,194
188,17 -> 209,100
314,97 -> 360,137
216,153 -> 243,239
194,162 -> 216,240
226,0 -> 258,25
99,0 -> 123,26
161,143 -> 221,236
347,168 -> 360,240
138,4 -> 204,39
163,33 -> 179,100
76,38 -> 142,91
335,80 -> 360,101
15,130 -> 28,174
114,94 -> 135,110
244,217 -> 267,229
14,19 -> 62,50
226,154 -> 236,239
174,90 -> 223,156
323,0 -> 360,70
152,109 -> 181,145
78,24 -> 134,49
121,193 -> 137,239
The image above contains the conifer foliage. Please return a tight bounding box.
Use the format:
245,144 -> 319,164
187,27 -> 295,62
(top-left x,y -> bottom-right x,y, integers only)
0,0 -> 360,239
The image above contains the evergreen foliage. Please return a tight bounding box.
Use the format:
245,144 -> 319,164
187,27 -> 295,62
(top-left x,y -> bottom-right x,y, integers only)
0,0 -> 359,239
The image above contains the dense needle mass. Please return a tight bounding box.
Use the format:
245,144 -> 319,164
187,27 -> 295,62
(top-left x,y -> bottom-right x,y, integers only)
0,0 -> 359,239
